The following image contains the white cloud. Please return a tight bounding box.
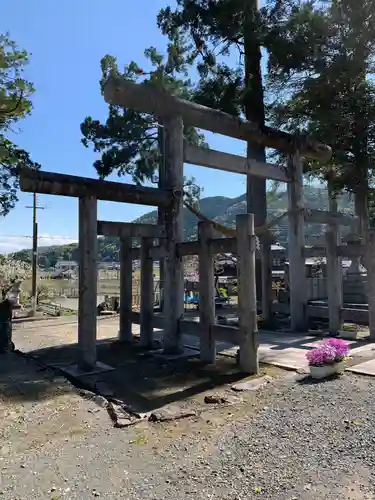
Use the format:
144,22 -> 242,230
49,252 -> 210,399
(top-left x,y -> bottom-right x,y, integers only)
0,234 -> 78,254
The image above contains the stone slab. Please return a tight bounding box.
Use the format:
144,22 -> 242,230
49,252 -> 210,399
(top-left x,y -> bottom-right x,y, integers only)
16,314 -> 375,377
232,375 -> 272,392
182,331 -> 375,372
259,348 -> 309,371
53,361 -> 115,377
346,359 -> 375,376
148,406 -> 197,422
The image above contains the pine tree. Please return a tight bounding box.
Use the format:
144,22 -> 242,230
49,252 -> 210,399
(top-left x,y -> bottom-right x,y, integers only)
157,1 -> 327,120
157,0 -> 328,312
157,0 -> 330,217
268,0 -> 375,228
80,46 -> 206,191
0,33 -> 40,216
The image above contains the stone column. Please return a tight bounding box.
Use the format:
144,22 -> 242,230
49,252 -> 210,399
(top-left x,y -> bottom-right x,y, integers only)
140,237 -> 154,348
236,213 -> 259,374
162,115 -> 184,354
119,236 -> 133,342
287,152 -> 307,331
365,229 -> 375,340
198,220 -> 216,363
78,195 -> 98,370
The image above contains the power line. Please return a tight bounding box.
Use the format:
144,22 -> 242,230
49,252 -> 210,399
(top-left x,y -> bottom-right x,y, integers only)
0,235 -> 77,240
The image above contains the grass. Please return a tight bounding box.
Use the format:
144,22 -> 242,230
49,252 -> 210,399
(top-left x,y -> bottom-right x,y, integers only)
21,268 -> 160,297
19,268 -> 162,311
131,434 -> 148,446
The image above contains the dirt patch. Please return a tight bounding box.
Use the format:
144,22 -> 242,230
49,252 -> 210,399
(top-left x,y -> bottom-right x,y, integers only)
11,317 -> 288,432
12,315 -> 120,354
60,340 -> 282,413
0,353 -> 111,460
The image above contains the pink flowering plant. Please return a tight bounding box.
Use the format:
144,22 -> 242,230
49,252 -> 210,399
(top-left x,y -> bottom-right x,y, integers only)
306,338 -> 349,367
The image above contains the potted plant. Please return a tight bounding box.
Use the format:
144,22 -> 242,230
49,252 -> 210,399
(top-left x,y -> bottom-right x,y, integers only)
306,338 -> 349,379
339,323 -> 369,341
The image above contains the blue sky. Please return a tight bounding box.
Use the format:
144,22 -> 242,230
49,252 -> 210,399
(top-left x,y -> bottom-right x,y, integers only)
1,0 -> 251,253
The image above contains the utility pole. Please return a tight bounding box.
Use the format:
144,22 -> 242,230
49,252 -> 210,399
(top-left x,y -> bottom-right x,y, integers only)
25,193 -> 45,315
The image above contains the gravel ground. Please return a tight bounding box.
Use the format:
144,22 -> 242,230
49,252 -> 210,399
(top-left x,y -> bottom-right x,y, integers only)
121,372 -> 375,500
2,366 -> 375,499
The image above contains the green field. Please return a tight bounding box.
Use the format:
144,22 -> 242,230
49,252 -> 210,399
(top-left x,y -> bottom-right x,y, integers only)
21,268 -> 160,304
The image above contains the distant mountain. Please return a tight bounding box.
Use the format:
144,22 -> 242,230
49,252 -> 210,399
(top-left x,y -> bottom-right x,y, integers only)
134,185 -> 354,244
134,194 -> 246,242
11,186 -> 354,267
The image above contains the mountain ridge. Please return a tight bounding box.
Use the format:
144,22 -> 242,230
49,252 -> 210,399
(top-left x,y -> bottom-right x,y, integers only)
11,186 -> 353,267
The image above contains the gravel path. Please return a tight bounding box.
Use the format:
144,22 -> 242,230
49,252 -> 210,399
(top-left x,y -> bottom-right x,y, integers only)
122,372 -> 375,500
2,364 -> 375,499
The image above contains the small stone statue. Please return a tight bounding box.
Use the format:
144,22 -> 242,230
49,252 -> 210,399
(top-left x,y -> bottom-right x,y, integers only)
0,298 -> 14,353
7,280 -> 22,309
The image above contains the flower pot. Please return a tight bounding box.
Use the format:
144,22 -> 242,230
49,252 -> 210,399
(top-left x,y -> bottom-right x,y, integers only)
309,361 -> 345,380
339,330 -> 359,340
339,330 -> 369,341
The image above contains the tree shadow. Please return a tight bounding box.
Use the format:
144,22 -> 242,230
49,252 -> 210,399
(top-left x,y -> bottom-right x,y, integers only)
0,352 -> 74,403
24,338 -> 264,413
261,330 -> 368,353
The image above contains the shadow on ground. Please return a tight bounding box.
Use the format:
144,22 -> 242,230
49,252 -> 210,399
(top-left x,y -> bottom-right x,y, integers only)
0,352 -> 74,403
25,338 -> 275,412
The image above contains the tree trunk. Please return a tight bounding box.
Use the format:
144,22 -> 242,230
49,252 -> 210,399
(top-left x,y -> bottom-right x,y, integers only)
354,181 -> 369,236
243,0 -> 272,325
352,40 -> 369,238
352,104 -> 369,268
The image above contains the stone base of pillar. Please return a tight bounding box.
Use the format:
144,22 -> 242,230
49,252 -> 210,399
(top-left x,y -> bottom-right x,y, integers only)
151,347 -> 198,361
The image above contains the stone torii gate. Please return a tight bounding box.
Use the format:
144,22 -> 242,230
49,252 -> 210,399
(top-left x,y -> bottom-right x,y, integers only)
19,76 -> 331,374
20,170 -> 174,372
